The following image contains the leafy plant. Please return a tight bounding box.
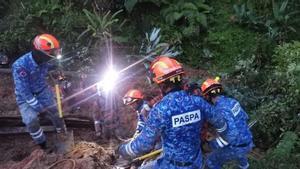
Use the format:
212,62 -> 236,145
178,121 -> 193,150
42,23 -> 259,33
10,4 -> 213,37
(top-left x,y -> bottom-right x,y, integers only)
251,131 -> 300,169
233,2 -> 262,27
126,27 -> 182,71
232,0 -> 299,43
265,0 -> 299,43
78,9 -> 125,43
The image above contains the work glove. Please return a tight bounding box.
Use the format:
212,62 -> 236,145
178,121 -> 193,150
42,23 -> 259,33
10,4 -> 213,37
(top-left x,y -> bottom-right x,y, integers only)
116,140 -> 134,160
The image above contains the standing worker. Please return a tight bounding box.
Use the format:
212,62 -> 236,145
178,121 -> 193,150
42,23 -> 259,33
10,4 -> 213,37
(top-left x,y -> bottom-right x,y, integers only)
118,56 -> 227,169
12,34 -> 65,149
201,78 -> 254,169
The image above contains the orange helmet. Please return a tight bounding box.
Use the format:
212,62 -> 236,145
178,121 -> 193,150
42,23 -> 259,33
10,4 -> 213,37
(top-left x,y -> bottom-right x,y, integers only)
33,34 -> 61,58
201,77 -> 222,96
123,89 -> 144,105
149,56 -> 185,84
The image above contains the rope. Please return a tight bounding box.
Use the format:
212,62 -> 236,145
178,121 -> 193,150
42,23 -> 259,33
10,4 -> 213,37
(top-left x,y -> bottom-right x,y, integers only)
47,159 -> 76,169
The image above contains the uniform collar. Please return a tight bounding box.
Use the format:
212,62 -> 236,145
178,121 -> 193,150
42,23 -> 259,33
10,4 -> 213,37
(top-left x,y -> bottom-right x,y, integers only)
29,52 -> 39,69
214,95 -> 225,105
136,100 -> 146,112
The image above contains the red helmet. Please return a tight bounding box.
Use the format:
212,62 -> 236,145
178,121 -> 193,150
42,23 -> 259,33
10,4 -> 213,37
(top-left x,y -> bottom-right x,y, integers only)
33,34 -> 61,58
149,56 -> 185,84
201,77 -> 222,96
123,89 -> 144,105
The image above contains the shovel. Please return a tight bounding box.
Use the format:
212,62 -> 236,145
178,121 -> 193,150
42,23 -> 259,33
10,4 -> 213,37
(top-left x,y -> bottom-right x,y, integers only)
54,84 -> 74,154
115,149 -> 163,168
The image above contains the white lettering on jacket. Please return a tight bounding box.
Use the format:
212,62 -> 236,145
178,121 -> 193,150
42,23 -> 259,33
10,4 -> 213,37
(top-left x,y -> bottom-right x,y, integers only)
231,103 -> 241,117
172,110 -> 201,128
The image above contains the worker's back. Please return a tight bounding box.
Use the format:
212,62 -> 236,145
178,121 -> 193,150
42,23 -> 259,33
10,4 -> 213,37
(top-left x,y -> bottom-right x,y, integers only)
12,52 -> 49,105
154,90 -> 209,162
214,95 -> 253,146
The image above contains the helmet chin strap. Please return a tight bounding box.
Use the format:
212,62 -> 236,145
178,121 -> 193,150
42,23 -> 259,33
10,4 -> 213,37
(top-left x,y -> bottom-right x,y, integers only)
32,49 -> 61,65
32,50 -> 52,65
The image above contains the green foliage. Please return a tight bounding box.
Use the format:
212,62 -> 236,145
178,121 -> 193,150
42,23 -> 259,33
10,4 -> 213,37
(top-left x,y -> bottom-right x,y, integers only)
265,0 -> 299,43
207,26 -> 259,71
78,9 -> 125,44
233,0 -> 300,43
160,0 -> 210,36
0,0 -> 84,57
251,131 -> 300,169
125,0 -> 211,39
126,27 -> 182,72
124,0 -> 138,13
124,0 -> 162,13
233,2 -> 261,26
247,41 -> 300,146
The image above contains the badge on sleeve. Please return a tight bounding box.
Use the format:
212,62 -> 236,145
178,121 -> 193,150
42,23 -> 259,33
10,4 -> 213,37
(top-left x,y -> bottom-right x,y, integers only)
17,68 -> 28,77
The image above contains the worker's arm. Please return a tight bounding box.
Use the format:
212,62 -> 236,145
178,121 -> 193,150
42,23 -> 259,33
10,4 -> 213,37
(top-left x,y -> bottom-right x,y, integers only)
118,107 -> 162,159
12,66 -> 43,112
134,113 -> 146,135
207,108 -> 239,149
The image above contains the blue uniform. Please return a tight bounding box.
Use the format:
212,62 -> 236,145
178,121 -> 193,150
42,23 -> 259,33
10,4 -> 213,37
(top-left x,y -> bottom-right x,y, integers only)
12,52 -> 64,144
119,90 -> 226,169
206,95 -> 254,169
134,101 -> 150,134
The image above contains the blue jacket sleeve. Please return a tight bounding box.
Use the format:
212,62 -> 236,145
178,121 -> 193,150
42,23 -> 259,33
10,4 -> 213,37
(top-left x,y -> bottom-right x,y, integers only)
12,66 -> 43,112
135,113 -> 146,134
118,107 -> 161,159
209,108 -> 239,149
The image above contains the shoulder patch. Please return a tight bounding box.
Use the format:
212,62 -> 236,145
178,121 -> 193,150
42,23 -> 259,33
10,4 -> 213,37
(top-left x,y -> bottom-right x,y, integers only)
17,68 -> 27,77
231,103 -> 241,117
172,110 -> 201,128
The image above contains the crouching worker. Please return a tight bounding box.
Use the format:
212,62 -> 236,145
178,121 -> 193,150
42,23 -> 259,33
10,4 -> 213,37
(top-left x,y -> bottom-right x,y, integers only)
201,78 -> 254,169
12,34 -> 65,150
117,56 -> 227,169
123,89 -> 151,138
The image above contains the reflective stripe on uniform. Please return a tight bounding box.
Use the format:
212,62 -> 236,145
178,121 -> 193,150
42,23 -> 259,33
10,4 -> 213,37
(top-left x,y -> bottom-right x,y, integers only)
30,128 -> 44,139
218,136 -> 229,146
125,141 -> 136,156
30,128 -> 42,136
143,104 -> 151,111
216,137 -> 224,148
27,97 -> 38,106
26,98 -> 36,104
137,121 -> 145,127
216,123 -> 227,133
239,163 -> 249,169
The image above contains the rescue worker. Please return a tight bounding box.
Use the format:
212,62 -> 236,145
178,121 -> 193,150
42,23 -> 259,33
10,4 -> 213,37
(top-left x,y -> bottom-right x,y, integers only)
201,78 -> 254,169
118,56 -> 227,169
123,89 -> 151,137
12,34 -> 65,149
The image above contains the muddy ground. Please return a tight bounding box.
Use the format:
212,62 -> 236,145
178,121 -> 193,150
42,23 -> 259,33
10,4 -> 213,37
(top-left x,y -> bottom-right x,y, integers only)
0,128 -> 120,169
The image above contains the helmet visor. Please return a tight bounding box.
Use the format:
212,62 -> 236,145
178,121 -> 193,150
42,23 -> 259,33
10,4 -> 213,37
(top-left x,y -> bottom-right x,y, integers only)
123,97 -> 137,105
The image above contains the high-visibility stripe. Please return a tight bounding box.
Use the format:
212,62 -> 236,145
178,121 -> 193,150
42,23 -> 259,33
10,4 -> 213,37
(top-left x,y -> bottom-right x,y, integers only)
143,104 -> 151,111
216,123 -> 227,133
30,128 -> 42,136
125,142 -> 136,156
218,137 -> 229,146
29,100 -> 38,106
216,137 -> 224,148
26,98 -> 36,104
32,129 -> 44,139
239,163 -> 249,169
